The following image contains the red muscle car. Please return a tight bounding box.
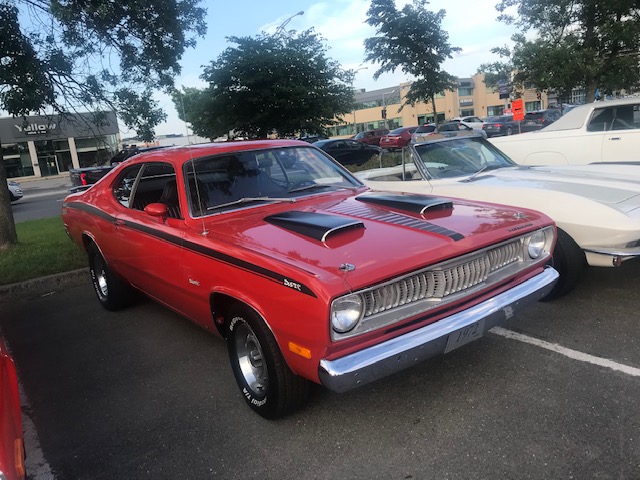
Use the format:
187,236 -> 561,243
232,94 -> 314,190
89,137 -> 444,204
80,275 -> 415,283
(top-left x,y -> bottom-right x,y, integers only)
0,336 -> 25,480
62,139 -> 558,418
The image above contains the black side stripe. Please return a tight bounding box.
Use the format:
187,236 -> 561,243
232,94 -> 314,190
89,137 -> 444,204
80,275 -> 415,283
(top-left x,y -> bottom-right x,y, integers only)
64,202 -> 317,297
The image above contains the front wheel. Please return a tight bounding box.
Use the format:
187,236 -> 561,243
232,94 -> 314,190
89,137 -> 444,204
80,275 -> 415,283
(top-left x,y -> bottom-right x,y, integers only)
227,305 -> 309,419
542,229 -> 586,301
87,243 -> 136,311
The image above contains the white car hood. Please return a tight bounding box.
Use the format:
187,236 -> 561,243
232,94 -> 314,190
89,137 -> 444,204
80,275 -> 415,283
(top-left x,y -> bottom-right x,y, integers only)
472,164 -> 640,208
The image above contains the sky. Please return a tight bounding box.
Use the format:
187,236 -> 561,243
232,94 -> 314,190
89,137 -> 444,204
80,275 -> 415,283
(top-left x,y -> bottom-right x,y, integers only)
145,0 -> 519,137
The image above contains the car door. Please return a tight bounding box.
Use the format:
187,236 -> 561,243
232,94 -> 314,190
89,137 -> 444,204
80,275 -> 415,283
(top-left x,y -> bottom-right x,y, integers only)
599,102 -> 640,162
347,140 -> 375,165
327,141 -> 349,164
112,162 -> 188,305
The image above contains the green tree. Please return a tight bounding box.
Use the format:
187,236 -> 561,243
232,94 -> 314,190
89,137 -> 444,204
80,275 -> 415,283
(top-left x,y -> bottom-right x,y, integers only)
0,0 -> 206,249
173,29 -> 355,139
363,0 -> 461,125
481,0 -> 640,103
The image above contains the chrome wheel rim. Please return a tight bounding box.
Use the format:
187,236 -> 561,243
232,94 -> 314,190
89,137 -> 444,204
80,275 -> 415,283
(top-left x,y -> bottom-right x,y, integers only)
234,322 -> 267,397
94,257 -> 108,297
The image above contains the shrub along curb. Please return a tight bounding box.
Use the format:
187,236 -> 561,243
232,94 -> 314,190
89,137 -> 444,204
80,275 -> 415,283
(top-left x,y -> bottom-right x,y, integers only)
0,268 -> 89,299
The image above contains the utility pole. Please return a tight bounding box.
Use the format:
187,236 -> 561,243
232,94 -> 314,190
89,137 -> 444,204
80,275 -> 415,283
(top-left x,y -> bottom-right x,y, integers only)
382,88 -> 397,129
351,65 -> 368,135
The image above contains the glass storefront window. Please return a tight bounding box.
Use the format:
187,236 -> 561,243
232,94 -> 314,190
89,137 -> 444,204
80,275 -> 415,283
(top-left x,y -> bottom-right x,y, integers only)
2,142 -> 33,178
76,134 -> 118,167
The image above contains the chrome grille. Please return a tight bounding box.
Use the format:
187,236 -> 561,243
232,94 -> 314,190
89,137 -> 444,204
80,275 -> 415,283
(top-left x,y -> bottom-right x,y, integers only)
362,240 -> 521,318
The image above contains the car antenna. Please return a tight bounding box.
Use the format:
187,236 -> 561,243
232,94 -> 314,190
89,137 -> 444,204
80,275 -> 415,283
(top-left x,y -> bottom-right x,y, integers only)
179,90 -> 208,236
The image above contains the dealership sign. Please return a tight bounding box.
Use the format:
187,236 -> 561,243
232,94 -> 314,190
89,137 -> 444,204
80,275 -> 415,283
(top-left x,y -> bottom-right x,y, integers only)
14,123 -> 57,135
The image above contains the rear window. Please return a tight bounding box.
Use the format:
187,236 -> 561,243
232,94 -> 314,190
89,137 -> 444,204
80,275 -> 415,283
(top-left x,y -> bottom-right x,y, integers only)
524,112 -> 544,120
415,124 -> 436,133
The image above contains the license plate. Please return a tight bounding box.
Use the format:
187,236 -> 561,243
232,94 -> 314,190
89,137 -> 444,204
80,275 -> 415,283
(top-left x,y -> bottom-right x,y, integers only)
444,319 -> 486,353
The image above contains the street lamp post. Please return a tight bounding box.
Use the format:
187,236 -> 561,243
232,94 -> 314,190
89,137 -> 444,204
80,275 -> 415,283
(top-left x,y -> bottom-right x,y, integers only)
352,65 -> 368,135
382,88 -> 397,129
275,11 -> 304,36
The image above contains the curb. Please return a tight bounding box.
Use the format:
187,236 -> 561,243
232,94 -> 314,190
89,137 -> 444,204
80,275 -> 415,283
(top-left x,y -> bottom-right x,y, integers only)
0,268 -> 89,299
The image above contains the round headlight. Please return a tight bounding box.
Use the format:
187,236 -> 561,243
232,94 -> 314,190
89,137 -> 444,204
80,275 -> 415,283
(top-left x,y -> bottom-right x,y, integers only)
331,294 -> 363,333
527,230 -> 547,259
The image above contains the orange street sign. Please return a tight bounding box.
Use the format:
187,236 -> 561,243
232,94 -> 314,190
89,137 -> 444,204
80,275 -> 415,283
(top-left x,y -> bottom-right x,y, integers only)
512,99 -> 524,121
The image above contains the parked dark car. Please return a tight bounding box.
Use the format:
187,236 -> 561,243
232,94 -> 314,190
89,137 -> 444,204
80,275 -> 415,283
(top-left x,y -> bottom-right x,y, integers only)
482,115 -> 520,137
69,146 -> 170,191
353,128 -> 390,146
520,109 -> 562,132
297,135 -> 329,143
379,126 -> 419,151
313,139 -> 382,166
109,145 -> 168,165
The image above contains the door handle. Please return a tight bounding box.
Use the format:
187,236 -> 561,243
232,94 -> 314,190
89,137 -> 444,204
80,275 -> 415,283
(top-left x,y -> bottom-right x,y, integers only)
608,137 -> 621,141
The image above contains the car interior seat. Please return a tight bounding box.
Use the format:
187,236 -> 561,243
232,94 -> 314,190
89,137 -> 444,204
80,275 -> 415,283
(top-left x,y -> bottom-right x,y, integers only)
159,179 -> 181,219
228,154 -> 285,199
188,178 -> 210,216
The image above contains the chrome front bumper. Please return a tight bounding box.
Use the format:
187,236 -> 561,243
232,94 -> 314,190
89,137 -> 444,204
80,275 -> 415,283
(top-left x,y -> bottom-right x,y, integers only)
318,266 -> 559,393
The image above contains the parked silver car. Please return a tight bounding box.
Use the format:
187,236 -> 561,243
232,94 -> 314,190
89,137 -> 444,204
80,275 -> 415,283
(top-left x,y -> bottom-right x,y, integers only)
7,180 -> 23,202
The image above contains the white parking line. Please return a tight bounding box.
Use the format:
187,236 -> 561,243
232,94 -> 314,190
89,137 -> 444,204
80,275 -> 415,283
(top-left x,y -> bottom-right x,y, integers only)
490,327 -> 640,377
19,381 -> 55,479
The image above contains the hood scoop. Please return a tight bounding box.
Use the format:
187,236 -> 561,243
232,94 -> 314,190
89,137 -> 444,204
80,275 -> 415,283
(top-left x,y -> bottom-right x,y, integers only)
264,211 -> 365,242
356,192 -> 453,214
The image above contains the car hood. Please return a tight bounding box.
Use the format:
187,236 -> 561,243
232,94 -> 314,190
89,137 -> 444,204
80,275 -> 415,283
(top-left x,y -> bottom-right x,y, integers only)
201,190 -> 551,292
467,165 -> 640,208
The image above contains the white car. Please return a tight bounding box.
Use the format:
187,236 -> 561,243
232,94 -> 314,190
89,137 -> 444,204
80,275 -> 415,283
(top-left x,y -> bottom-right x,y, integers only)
451,116 -> 485,131
356,134 -> 640,299
7,180 -> 23,202
490,98 -> 640,165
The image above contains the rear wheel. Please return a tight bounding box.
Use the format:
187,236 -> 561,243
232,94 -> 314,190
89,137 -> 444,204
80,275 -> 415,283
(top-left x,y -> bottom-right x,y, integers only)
87,243 -> 136,311
542,229 -> 586,301
506,127 -> 513,135
227,304 -> 309,419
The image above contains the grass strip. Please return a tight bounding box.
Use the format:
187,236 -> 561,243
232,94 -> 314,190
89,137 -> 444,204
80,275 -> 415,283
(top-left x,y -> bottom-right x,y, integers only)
0,217 -> 87,285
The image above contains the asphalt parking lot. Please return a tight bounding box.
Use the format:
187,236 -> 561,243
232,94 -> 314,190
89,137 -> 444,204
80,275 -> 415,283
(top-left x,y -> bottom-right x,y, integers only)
1,260 -> 639,479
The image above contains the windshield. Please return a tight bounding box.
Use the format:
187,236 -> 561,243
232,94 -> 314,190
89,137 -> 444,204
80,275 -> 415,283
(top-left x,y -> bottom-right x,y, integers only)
412,137 -> 516,179
184,146 -> 362,216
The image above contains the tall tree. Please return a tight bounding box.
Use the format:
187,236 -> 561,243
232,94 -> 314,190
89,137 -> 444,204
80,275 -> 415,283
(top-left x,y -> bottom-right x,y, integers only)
0,0 -> 206,249
363,0 -> 461,125
481,0 -> 640,103
173,29 -> 355,139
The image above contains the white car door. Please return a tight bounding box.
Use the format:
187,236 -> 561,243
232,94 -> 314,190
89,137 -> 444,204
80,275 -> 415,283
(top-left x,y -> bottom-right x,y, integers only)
599,101 -> 640,162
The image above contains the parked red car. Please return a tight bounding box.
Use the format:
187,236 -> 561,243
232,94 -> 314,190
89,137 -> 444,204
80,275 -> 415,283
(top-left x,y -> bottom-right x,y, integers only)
0,336 -> 25,480
353,128 -> 390,146
379,126 -> 419,151
62,140 -> 558,418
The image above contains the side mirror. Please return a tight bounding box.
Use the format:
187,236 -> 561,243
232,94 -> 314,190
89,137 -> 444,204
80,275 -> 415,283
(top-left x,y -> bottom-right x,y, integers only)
144,203 -> 168,217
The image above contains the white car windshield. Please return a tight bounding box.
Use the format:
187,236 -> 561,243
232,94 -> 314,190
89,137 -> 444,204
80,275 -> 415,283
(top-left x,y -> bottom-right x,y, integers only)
412,137 -> 516,179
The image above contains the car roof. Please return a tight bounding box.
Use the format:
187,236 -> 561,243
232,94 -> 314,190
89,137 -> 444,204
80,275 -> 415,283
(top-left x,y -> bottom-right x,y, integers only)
127,139 -> 310,165
539,98 -> 639,132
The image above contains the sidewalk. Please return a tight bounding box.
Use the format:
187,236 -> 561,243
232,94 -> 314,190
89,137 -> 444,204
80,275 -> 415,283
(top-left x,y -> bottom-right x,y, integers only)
15,173 -> 71,192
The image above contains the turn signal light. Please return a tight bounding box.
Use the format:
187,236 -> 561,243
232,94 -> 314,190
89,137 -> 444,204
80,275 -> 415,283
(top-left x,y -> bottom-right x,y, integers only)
288,342 -> 312,359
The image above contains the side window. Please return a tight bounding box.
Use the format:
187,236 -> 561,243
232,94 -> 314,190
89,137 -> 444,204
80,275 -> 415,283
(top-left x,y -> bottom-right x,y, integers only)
587,108 -> 614,132
128,163 -> 179,217
113,165 -> 143,207
610,105 -> 638,131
